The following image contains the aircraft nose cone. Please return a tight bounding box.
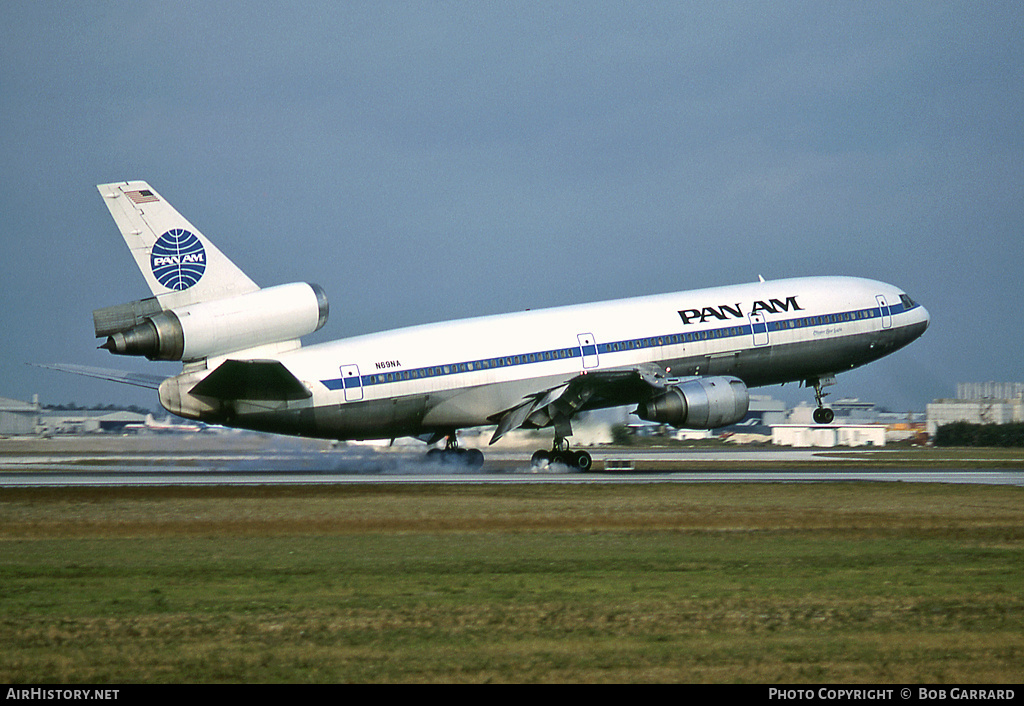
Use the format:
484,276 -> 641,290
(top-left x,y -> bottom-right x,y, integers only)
909,303 -> 930,344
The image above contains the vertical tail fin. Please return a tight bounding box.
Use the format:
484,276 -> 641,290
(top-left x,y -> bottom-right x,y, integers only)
97,181 -> 259,309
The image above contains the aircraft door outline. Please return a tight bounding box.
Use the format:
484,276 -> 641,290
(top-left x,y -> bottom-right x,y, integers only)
748,312 -> 769,346
339,364 -> 363,401
876,295 -> 892,329
577,333 -> 599,368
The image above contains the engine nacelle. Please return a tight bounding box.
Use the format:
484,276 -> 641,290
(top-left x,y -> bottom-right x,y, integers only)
635,376 -> 749,429
99,282 -> 329,361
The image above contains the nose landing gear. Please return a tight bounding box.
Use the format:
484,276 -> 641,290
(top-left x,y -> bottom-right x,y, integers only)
812,406 -> 835,424
809,377 -> 835,425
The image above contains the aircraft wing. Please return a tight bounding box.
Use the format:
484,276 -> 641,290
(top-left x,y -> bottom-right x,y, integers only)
32,363 -> 167,390
488,363 -> 671,445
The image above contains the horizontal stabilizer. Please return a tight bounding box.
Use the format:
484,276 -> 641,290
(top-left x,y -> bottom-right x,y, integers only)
189,360 -> 311,401
32,363 -> 166,390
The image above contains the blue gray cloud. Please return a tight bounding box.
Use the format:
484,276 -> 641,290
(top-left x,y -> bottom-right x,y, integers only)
1,2 -> 1021,412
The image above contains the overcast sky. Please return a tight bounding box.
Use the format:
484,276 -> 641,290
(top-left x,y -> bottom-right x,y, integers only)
2,1 -> 1022,414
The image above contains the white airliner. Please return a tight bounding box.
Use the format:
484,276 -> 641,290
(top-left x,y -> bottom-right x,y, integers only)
59,181 -> 930,469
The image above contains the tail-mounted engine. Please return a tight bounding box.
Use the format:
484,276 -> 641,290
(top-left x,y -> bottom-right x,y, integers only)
93,282 -> 329,361
635,376 -> 749,429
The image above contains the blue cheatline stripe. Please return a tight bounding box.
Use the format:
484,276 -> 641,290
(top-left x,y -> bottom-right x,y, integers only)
318,302 -> 920,391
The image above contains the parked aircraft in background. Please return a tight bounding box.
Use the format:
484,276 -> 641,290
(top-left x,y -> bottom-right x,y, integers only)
123,414 -> 203,435
55,181 -> 929,469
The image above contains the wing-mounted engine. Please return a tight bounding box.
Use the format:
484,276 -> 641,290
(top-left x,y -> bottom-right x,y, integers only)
635,376 -> 749,429
94,282 -> 329,361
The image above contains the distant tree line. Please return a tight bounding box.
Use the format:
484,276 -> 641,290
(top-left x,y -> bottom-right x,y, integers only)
611,424 -> 633,445
43,402 -> 153,415
934,422 -> 1024,447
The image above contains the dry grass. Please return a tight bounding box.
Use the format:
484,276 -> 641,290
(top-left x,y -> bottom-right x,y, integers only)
1,483 -> 1022,683
3,482 -> 1020,535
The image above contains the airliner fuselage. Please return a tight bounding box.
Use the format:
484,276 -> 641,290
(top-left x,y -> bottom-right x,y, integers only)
163,275 -> 928,443
82,181 -> 930,469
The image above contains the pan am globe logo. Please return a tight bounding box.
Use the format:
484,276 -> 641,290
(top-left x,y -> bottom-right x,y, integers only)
151,229 -> 206,290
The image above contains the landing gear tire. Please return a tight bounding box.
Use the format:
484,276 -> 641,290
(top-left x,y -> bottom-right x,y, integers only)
812,407 -> 835,425
530,448 -> 592,471
426,436 -> 484,467
808,377 -> 835,425
426,447 -> 485,467
568,449 -> 592,471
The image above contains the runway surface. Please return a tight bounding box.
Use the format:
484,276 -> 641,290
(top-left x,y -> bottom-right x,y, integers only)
1,439 -> 1022,487
3,470 -> 1022,487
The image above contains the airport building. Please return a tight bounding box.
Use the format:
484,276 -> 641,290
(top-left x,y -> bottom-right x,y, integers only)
37,409 -> 149,435
0,394 -> 149,436
771,423 -> 886,448
774,398 -> 927,447
926,382 -> 1024,436
0,395 -> 41,436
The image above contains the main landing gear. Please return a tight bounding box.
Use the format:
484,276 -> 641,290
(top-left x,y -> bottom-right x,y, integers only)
809,377 -> 835,425
426,434 -> 484,468
530,436 -> 593,471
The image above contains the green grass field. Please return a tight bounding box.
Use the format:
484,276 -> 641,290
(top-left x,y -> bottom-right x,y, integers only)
2,482 -> 1022,683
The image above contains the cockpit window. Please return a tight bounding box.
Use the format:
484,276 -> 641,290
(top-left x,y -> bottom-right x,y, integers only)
899,294 -> 916,308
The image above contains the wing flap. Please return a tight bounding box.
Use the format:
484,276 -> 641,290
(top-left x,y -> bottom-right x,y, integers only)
490,394 -> 550,444
488,366 -> 670,445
